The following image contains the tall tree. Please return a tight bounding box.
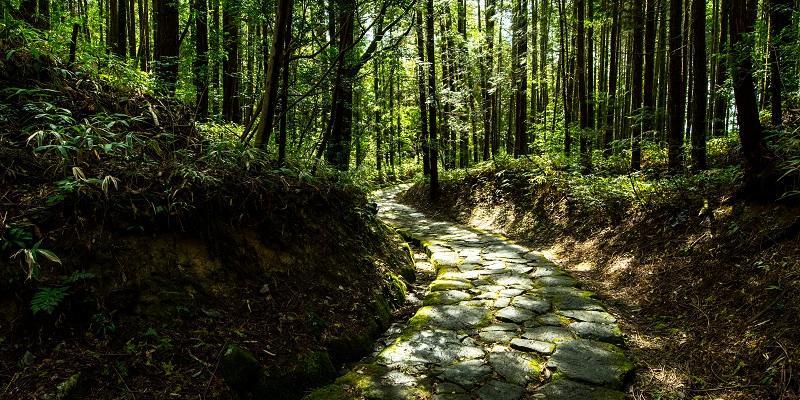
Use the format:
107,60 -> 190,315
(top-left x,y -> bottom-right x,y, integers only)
222,0 -> 241,122
767,0 -> 792,128
512,0 -> 528,156
576,0 -> 590,169
643,0 -> 657,137
416,9 -> 431,176
426,0 -> 440,198
630,0 -> 644,170
711,0 -> 729,137
153,0 -> 179,92
482,0 -> 497,160
603,0 -> 619,156
667,0 -> 685,173
729,0 -> 776,196
691,0 -> 707,170
252,0 -> 292,147
194,0 -> 209,120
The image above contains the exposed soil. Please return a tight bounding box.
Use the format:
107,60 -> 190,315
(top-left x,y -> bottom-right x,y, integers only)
401,172 -> 800,400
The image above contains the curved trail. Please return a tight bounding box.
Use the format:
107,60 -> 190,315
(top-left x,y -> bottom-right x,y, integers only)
308,185 -> 632,400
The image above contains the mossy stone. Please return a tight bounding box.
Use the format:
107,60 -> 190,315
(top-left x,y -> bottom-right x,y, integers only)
220,345 -> 262,393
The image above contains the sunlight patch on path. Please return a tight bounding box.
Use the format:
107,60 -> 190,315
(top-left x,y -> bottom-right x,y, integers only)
305,185 -> 632,400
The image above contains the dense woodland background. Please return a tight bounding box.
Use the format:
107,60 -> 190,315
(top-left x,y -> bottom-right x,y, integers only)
3,0 -> 800,197
2,0 -> 800,397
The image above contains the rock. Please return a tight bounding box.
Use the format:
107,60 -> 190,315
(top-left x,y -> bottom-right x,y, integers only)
424,290 -> 473,305
569,322 -> 624,345
379,329 -> 484,367
489,351 -> 542,385
430,279 -> 473,291
435,382 -> 467,394
551,295 -> 605,311
475,380 -> 524,400
20,350 -> 35,367
220,345 -> 261,392
491,275 -> 535,290
496,306 -> 535,323
478,330 -> 516,344
481,323 -> 520,332
510,338 -> 555,354
532,379 -> 626,400
546,339 -> 633,387
510,295 -> 551,313
494,297 -> 511,308
536,313 -> 568,326
438,359 -> 492,387
558,310 -> 617,324
537,275 -> 577,287
522,326 -> 575,343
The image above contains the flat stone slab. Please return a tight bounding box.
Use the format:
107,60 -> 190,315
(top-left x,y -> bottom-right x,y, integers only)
430,279 -> 473,291
533,379 -> 626,400
475,380 -> 524,400
424,290 -> 473,305
496,306 -> 535,323
522,326 -> 575,343
438,359 -> 492,387
510,295 -> 551,313
546,339 -> 633,387
570,322 -> 624,344
559,310 -> 617,324
510,338 -> 556,354
489,350 -> 543,385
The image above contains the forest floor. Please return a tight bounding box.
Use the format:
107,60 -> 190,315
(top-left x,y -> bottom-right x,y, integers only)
307,184 -> 633,400
401,163 -> 800,399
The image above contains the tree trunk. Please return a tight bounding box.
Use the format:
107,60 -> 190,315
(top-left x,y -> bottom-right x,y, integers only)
667,0 -> 685,173
730,0 -> 776,197
194,0 -> 209,120
253,0 -> 292,147
128,0 -> 136,58
603,0 -> 619,157
426,0 -> 440,198
222,0 -> 241,122
325,0 -> 355,170
768,0 -> 792,127
153,0 -> 179,93
277,12 -> 292,164
712,0 -> 729,136
576,0 -> 589,169
643,0 -> 656,137
691,0 -> 707,170
512,0 -> 528,157
630,0 -> 643,170
482,0 -> 496,160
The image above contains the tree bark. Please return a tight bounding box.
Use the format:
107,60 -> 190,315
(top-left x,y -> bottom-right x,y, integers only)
730,0 -> 776,197
194,0 -> 209,120
222,0 -> 241,122
667,0 -> 685,173
768,0 -> 792,127
630,0 -> 643,170
426,0 -> 440,198
154,0 -> 179,93
691,0 -> 707,170
416,8 -> 430,176
512,0 -> 528,157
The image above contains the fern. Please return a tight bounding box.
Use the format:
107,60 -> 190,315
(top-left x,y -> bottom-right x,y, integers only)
30,287 -> 69,315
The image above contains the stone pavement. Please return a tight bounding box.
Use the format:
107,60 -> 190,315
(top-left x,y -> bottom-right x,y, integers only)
306,185 -> 632,400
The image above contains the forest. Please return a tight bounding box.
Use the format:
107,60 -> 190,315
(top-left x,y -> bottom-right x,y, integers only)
0,0 -> 799,398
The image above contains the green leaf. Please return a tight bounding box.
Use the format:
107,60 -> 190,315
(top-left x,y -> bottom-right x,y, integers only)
30,287 -> 69,315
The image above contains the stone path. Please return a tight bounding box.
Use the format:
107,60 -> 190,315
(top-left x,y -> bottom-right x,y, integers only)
306,185 -> 632,400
